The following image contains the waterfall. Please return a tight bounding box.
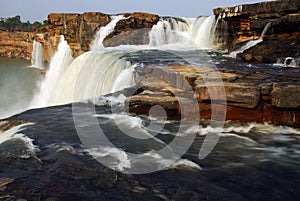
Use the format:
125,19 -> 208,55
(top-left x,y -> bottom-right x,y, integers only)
91,15 -> 126,50
31,40 -> 44,69
229,22 -> 272,58
30,35 -> 74,107
149,16 -> 215,49
211,14 -> 228,50
30,15 -> 219,108
190,16 -> 216,49
49,51 -> 135,106
149,18 -> 190,46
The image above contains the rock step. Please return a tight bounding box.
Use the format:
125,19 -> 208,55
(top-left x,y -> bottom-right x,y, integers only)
128,65 -> 300,127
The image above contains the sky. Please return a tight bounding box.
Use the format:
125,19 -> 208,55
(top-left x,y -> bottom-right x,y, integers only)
0,0 -> 273,22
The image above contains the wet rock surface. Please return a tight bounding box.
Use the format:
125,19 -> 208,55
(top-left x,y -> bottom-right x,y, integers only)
128,63 -> 300,127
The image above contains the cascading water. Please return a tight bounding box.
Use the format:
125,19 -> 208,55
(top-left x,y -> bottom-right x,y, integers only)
190,16 -> 216,49
111,63 -> 137,93
149,16 -> 216,49
31,40 -> 45,69
229,22 -> 272,58
91,15 -> 126,50
30,35 -> 74,107
30,15 -> 218,108
30,17 -> 137,108
212,14 -> 229,50
49,51 -> 135,105
149,18 -> 190,46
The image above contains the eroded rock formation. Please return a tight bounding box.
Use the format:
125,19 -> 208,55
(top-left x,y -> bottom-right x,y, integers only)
214,0 -> 300,63
47,12 -> 111,57
128,64 -> 300,127
0,31 -> 34,60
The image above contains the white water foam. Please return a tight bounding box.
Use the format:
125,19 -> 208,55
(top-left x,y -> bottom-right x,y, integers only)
86,147 -> 201,172
195,122 -> 300,137
0,122 -> 39,159
95,113 -> 167,141
132,151 -> 202,171
0,122 -> 33,144
91,15 -> 126,50
87,146 -> 132,171
91,94 -> 127,106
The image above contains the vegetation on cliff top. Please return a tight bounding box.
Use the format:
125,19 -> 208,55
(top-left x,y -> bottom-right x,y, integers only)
0,15 -> 47,32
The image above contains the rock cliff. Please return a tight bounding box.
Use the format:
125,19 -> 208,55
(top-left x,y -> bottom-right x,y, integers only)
0,11 -> 159,61
46,12 -> 158,57
47,12 -> 111,57
0,31 -> 34,60
214,0 -> 300,63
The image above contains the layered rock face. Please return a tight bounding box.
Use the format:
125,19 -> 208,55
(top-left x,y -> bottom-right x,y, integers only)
0,31 -> 35,60
128,64 -> 300,127
47,12 -> 159,56
214,0 -> 300,63
47,12 -> 111,57
0,12 -> 159,61
0,12 -> 112,61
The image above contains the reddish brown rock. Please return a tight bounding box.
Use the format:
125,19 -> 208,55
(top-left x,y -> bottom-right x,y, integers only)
128,64 -> 300,127
47,12 -> 111,57
195,83 -> 260,108
271,84 -> 300,108
214,0 -> 300,63
0,31 -> 35,60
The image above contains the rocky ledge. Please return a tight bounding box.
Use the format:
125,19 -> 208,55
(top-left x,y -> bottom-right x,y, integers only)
128,64 -> 300,127
214,0 -> 300,63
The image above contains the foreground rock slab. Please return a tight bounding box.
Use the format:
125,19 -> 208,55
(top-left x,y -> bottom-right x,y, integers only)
128,65 -> 300,127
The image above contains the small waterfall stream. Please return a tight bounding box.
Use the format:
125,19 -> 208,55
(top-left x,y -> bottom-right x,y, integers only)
229,22 -> 272,58
31,40 -> 45,69
91,15 -> 126,50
